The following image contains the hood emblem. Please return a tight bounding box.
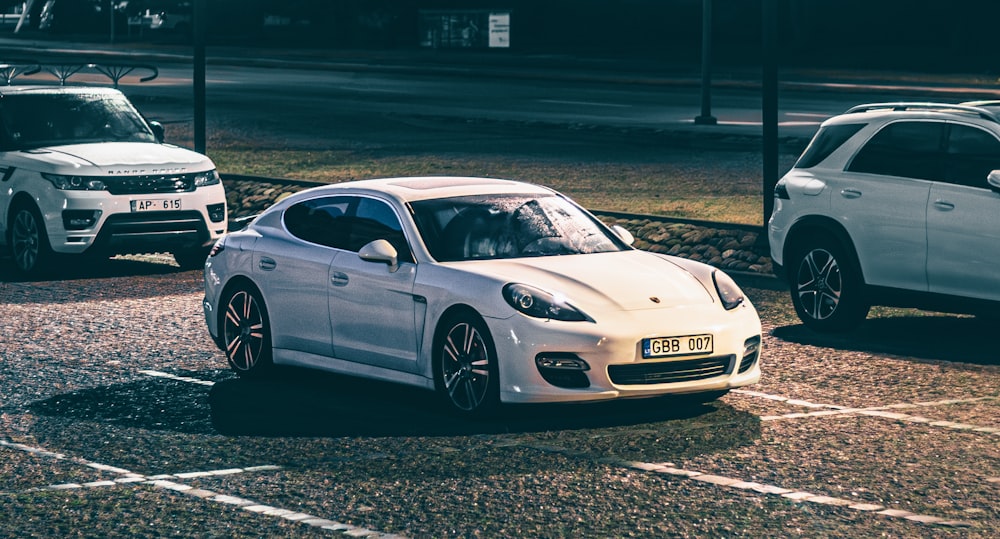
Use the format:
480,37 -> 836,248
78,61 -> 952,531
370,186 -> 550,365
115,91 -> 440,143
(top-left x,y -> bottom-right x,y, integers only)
649,297 -> 661,304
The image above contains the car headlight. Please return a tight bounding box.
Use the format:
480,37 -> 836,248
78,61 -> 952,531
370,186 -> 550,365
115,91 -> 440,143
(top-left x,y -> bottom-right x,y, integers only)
503,283 -> 590,322
41,173 -> 106,191
712,270 -> 745,310
194,170 -> 221,187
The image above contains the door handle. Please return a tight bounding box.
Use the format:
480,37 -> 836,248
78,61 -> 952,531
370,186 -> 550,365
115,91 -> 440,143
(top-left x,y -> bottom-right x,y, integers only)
258,257 -> 276,271
840,188 -> 862,199
331,271 -> 349,287
933,200 -> 955,211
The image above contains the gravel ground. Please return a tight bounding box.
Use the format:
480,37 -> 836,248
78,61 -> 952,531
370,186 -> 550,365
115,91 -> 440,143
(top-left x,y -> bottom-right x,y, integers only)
1,255 -> 997,538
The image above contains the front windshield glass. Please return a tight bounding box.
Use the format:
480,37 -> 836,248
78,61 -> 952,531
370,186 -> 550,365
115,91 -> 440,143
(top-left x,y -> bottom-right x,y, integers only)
0,93 -> 156,150
411,193 -> 627,262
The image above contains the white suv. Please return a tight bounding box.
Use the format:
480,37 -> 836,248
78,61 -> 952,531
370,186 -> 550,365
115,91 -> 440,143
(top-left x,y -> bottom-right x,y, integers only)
768,102 -> 1000,331
0,86 -> 227,276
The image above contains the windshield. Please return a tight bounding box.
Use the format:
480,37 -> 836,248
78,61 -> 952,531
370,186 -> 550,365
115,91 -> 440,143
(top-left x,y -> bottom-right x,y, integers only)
0,92 -> 157,150
411,193 -> 627,262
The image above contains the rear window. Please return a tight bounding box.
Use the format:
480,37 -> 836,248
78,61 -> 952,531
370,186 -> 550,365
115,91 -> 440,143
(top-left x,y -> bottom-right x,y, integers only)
794,123 -> 865,168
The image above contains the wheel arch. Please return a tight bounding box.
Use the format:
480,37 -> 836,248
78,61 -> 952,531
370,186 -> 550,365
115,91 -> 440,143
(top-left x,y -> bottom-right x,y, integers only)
215,275 -> 268,347
783,215 -> 865,284
430,303 -> 490,389
5,192 -> 41,236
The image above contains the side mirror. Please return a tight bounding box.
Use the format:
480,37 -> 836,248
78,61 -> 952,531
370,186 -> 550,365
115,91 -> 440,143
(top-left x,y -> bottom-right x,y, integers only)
358,239 -> 399,273
611,224 -> 635,246
148,120 -> 165,143
988,170 -> 1000,194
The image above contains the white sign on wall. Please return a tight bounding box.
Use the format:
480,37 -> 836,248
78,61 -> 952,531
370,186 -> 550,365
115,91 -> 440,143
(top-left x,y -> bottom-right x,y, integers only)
488,12 -> 510,48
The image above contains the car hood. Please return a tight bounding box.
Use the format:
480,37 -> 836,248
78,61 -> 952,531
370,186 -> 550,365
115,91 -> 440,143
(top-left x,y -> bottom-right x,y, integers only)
4,142 -> 214,175
457,249 -> 716,311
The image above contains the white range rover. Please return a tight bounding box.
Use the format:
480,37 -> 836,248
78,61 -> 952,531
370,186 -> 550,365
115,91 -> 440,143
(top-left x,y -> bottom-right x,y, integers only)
0,85 -> 227,276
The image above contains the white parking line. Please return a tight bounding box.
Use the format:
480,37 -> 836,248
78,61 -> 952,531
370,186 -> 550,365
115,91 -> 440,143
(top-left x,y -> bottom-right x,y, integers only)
1,439 -> 403,538
129,376 -> 990,529
139,369 -> 216,386
527,443 -> 973,529
734,389 -> 1000,434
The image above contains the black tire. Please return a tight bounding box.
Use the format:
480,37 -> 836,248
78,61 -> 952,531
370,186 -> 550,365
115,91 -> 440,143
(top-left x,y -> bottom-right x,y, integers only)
9,203 -> 54,277
434,312 -> 500,417
173,246 -> 210,270
221,285 -> 273,377
788,236 -> 870,332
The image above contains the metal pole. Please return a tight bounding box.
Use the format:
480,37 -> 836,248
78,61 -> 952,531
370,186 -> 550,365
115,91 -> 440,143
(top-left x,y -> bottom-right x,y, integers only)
109,0 -> 115,44
694,0 -> 716,125
761,0 -> 779,226
193,0 -> 206,154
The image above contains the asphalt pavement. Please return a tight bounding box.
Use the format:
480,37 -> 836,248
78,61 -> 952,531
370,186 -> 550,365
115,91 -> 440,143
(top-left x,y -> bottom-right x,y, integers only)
2,32 -> 1000,115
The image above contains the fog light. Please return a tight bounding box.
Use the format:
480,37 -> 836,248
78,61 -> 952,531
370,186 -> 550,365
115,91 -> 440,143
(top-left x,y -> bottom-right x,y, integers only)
536,354 -> 589,370
207,203 -> 226,223
536,353 -> 590,388
62,210 -> 101,230
738,335 -> 761,374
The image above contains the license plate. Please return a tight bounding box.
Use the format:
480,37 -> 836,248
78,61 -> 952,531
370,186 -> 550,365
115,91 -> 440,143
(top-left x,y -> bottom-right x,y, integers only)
131,198 -> 181,212
642,334 -> 713,359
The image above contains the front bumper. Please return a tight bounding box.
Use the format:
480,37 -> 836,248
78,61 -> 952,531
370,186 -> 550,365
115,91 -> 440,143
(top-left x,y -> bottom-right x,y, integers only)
40,183 -> 227,255
487,301 -> 762,405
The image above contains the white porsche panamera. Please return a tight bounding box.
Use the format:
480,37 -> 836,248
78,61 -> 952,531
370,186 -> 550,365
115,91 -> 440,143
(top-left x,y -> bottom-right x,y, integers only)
203,177 -> 762,416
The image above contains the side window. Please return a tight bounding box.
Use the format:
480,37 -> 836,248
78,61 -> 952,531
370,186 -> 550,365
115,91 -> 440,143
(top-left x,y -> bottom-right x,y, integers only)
848,121 -> 945,180
943,124 -> 1000,188
795,123 -> 865,168
349,198 -> 413,263
283,196 -> 352,249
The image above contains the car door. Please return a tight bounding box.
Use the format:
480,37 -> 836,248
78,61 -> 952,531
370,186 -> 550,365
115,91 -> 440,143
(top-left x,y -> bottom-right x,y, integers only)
926,123 -> 1000,301
839,120 -> 935,291
250,197 -> 350,358
328,196 -> 421,374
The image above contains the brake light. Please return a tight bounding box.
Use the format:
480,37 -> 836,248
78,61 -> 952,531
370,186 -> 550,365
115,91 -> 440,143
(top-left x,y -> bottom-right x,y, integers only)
208,238 -> 226,257
773,182 -> 790,200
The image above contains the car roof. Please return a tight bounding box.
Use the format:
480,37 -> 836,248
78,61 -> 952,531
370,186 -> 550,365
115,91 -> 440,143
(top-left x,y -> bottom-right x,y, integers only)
0,85 -> 125,97
827,101 -> 1000,126
291,176 -> 558,204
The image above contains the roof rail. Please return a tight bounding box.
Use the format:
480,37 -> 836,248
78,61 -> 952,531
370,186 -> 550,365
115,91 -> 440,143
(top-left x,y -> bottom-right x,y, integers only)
0,61 -> 158,88
844,102 -> 1000,123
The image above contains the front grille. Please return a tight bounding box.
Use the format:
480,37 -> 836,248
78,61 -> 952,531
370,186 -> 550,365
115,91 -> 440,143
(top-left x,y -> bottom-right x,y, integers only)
104,174 -> 196,195
89,210 -> 209,254
608,355 -> 735,385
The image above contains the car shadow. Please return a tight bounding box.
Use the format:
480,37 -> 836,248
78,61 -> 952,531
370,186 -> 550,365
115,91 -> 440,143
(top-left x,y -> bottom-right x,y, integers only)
0,254 -> 203,304
207,367 -> 745,437
771,315 -> 999,366
0,254 -> 184,283
27,367 -> 757,439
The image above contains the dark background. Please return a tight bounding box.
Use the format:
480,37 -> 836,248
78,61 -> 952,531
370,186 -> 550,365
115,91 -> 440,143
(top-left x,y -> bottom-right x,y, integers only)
7,0 -> 999,72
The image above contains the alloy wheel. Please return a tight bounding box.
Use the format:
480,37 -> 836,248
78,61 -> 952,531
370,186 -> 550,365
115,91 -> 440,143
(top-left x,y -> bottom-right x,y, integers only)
223,290 -> 267,373
795,248 -> 843,321
440,321 -> 492,412
11,209 -> 41,273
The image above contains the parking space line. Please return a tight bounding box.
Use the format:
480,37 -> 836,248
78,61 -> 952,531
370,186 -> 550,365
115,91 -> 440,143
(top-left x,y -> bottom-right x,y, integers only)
527,442 -> 974,529
1,439 -> 403,538
139,369 -> 216,386
734,389 -> 1000,433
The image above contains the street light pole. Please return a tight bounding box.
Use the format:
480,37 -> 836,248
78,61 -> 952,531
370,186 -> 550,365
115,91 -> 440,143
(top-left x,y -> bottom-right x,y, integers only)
695,0 -> 716,125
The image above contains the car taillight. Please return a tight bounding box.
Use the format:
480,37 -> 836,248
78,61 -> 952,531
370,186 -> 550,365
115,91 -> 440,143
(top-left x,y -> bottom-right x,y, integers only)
208,239 -> 226,257
773,182 -> 790,200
